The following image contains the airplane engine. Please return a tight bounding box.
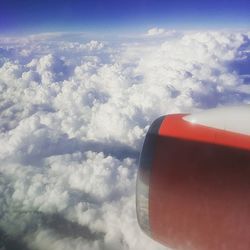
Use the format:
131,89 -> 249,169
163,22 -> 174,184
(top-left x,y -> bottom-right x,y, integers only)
136,105 -> 250,250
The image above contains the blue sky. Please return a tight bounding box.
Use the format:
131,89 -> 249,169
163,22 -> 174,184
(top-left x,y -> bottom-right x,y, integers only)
1,0 -> 250,34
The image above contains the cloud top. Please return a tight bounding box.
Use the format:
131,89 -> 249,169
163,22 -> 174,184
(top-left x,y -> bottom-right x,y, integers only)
0,30 -> 250,250
146,27 -> 177,37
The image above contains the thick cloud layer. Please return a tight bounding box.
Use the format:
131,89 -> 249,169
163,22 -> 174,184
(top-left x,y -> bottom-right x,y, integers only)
0,30 -> 250,250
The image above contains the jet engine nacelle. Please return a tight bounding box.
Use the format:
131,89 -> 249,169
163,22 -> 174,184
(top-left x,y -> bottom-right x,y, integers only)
136,105 -> 250,250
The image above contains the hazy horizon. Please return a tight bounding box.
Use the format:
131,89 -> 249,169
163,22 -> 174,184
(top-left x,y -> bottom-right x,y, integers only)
1,0 -> 250,34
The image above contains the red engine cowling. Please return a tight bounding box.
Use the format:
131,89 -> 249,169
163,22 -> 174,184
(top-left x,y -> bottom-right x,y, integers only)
136,106 -> 250,250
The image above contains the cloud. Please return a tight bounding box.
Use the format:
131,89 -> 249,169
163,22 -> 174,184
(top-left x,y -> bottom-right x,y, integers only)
0,30 -> 250,250
146,27 -> 166,36
146,27 -> 177,37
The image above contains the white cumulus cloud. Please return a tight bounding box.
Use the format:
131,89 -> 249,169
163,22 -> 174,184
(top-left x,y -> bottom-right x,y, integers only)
0,30 -> 250,250
146,27 -> 177,37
